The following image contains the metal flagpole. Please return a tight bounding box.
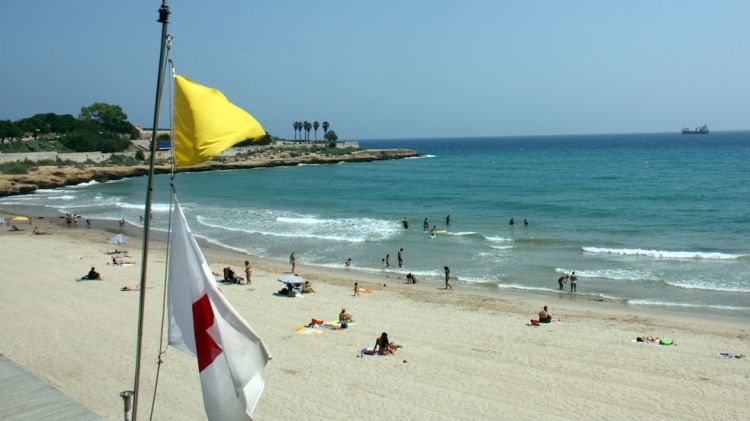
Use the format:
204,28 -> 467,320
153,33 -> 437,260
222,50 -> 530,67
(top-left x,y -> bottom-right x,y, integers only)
131,1 -> 170,420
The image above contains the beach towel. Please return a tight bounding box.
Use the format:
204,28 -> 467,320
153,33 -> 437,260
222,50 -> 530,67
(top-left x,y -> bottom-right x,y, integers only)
294,326 -> 328,336
356,287 -> 374,294
360,346 -> 377,356
324,321 -> 355,330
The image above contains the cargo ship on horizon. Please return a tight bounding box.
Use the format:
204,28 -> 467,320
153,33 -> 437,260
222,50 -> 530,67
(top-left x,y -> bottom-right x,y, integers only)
682,124 -> 709,134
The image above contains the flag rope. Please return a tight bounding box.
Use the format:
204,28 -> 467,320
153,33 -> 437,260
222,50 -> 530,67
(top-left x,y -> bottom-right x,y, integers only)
148,41 -> 178,421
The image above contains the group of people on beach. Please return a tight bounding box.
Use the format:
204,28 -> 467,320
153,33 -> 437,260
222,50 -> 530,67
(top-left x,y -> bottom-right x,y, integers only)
557,271 -> 578,292
222,260 -> 253,285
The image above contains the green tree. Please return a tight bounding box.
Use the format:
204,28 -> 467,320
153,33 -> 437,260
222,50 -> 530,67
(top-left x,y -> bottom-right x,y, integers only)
322,121 -> 330,138
17,115 -> 50,138
313,121 -> 319,140
303,121 -> 312,141
0,120 -> 23,144
292,122 -> 297,140
79,102 -> 132,135
61,129 -> 129,153
325,130 -> 339,145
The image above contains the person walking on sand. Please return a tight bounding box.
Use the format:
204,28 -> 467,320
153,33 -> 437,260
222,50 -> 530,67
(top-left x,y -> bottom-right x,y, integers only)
423,218 -> 429,232
444,266 -> 452,289
397,248 -> 404,268
354,282 -> 360,296
570,271 -> 577,292
289,252 -> 296,273
244,260 -> 252,285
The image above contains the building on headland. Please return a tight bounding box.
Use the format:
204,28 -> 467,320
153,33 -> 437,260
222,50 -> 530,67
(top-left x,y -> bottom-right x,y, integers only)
131,124 -> 171,140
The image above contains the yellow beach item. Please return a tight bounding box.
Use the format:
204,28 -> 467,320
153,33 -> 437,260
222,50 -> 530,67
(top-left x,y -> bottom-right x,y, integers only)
174,74 -> 266,167
12,216 -> 29,221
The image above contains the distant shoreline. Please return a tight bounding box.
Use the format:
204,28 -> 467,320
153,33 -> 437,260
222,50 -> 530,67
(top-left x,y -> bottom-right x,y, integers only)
0,147 -> 418,197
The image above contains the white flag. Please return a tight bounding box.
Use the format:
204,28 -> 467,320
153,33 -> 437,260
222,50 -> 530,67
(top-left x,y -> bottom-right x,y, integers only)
168,198 -> 270,420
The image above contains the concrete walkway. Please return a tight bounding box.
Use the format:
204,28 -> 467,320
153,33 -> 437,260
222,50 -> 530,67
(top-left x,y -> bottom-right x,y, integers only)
0,355 -> 103,420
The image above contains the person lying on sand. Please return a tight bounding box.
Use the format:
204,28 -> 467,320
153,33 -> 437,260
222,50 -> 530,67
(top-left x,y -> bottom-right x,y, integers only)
32,226 -> 49,235
339,308 -> 353,323
374,332 -> 401,355
635,336 -> 660,344
538,305 -> 552,323
111,256 -> 136,265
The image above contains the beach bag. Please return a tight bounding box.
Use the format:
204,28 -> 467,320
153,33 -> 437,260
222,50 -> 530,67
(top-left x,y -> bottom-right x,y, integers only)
530,319 -> 540,326
659,337 -> 673,346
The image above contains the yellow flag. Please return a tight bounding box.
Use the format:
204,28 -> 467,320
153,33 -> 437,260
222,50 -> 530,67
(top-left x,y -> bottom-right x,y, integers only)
174,74 -> 266,167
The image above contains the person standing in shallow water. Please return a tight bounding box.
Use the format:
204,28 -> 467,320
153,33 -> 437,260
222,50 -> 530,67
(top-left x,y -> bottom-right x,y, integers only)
446,215 -> 451,226
444,266 -> 452,289
385,254 -> 390,268
570,271 -> 577,292
423,218 -> 429,232
508,217 -> 515,226
402,217 -> 409,229
523,218 -> 528,226
397,248 -> 404,268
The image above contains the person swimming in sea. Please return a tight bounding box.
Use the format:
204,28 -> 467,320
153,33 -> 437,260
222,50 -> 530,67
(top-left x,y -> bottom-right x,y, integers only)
508,217 -> 515,226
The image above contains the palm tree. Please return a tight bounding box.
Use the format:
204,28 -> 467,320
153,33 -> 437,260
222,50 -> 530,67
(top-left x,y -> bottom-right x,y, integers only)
294,121 -> 302,141
313,121 -> 319,140
303,121 -> 312,141
322,121 -> 330,138
292,122 -> 297,140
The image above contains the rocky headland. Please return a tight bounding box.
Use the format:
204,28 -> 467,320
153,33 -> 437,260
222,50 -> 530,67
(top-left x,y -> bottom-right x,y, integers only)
0,148 -> 418,197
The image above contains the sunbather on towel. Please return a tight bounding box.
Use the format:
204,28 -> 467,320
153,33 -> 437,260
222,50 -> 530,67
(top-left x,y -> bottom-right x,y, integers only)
635,336 -> 660,344
339,308 -> 353,323
374,332 -> 401,355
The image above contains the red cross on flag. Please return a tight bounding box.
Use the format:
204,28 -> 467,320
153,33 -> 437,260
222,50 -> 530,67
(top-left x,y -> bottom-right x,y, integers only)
168,198 -> 270,420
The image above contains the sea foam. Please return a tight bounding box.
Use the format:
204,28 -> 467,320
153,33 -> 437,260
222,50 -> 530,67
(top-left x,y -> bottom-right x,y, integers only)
582,247 -> 744,260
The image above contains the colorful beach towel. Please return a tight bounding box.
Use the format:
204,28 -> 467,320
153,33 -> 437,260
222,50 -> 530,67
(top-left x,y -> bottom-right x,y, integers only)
324,321 -> 354,330
294,326 -> 328,336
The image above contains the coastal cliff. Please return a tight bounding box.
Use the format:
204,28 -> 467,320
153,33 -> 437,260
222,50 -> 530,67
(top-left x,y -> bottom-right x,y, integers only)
0,148 -> 418,197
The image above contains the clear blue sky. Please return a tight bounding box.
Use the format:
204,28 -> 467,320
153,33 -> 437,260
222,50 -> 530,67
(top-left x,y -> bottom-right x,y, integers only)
1,0 -> 748,139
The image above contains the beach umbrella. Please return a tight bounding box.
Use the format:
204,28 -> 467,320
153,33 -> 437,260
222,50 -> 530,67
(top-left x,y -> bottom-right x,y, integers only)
278,274 -> 305,287
12,216 -> 29,222
110,233 -> 129,245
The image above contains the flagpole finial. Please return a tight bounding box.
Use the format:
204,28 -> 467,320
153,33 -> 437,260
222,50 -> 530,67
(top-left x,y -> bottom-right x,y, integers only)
158,0 -> 171,24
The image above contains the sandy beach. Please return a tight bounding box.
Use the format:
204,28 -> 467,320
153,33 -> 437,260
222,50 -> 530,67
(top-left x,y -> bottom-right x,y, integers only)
0,214 -> 748,420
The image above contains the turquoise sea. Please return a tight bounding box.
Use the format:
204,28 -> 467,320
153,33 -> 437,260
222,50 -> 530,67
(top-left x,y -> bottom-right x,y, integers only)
4,132 -> 750,315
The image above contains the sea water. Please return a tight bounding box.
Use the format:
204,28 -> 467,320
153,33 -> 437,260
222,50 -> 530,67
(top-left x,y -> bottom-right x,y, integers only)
4,132 -> 749,315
